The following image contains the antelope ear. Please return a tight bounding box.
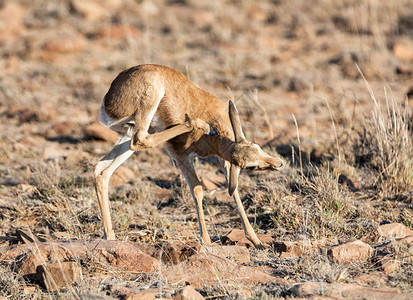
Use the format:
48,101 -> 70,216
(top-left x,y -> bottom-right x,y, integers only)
228,101 -> 245,142
228,163 -> 240,196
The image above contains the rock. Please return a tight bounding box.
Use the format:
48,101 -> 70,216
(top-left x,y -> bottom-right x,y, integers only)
192,10 -> 215,27
163,252 -> 286,287
44,34 -> 88,53
65,149 -> 86,165
52,231 -> 76,240
362,223 -> 413,244
160,241 -> 202,264
20,285 -> 36,294
228,289 -> 252,299
287,77 -> 309,93
200,245 -> 250,263
396,65 -> 412,76
407,87 -> 413,99
327,240 -> 373,265
393,41 -> 413,60
225,229 -> 273,247
289,282 -> 409,300
275,239 -> 329,258
95,25 -> 141,40
398,14 -> 413,36
398,234 -> 413,247
380,257 -> 400,274
310,149 -> 324,164
376,223 -> 413,241
84,122 -> 119,143
172,286 -> 205,300
7,105 -> 53,123
110,166 -> 135,188
50,121 -> 79,136
199,170 -> 226,191
0,3 -> 26,44
41,144 -> 70,160
37,261 -> 82,292
91,241 -> 159,272
70,0 -> 110,21
17,250 -> 46,280
17,184 -> 38,194
338,174 -> 361,190
112,286 -> 158,300
1,240 -> 159,276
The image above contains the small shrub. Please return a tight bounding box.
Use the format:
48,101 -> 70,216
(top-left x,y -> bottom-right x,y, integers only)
354,80 -> 413,196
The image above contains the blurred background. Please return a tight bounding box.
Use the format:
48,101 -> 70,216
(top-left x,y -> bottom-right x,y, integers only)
1,0 -> 412,144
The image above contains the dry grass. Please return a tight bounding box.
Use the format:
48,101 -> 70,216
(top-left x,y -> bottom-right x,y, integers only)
354,75 -> 413,196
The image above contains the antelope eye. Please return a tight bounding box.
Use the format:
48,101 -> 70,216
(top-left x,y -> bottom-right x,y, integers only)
246,166 -> 257,171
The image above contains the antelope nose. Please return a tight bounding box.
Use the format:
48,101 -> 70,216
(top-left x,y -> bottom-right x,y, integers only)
273,158 -> 284,170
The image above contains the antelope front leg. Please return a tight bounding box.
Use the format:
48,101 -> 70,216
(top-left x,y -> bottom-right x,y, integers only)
130,114 -> 212,151
95,134 -> 134,240
176,157 -> 212,245
224,161 -> 263,248
232,190 -> 264,248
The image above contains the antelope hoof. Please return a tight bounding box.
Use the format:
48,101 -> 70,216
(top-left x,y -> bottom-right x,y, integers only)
248,237 -> 269,249
185,114 -> 214,134
104,232 -> 116,240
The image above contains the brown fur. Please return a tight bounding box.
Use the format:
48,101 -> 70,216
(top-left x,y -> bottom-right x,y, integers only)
104,64 -> 235,161
96,64 -> 284,247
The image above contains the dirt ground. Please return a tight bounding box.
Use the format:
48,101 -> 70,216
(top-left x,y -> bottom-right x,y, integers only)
0,0 -> 413,299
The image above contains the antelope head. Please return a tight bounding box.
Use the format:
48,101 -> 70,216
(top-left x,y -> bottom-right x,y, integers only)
228,101 -> 284,196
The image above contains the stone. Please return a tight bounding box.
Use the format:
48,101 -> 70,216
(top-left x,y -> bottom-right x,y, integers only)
289,282 -> 409,300
399,235 -> 413,247
52,231 -> 76,240
327,240 -> 373,265
380,257 -> 400,274
84,122 -> 119,143
65,149 -> 86,165
337,174 -> 361,190
112,286 -> 158,300
20,285 -> 36,294
0,3 -> 26,44
407,87 -> 413,99
192,10 -> 215,27
396,65 -> 412,76
50,121 -> 79,136
160,241 -> 202,264
17,250 -> 46,280
7,106 -> 49,123
200,245 -> 250,263
95,25 -> 141,40
275,239 -> 328,258
70,0 -> 108,21
225,229 -> 273,247
44,34 -> 87,53
110,166 -> 135,188
41,144 -> 70,160
310,149 -> 324,164
376,223 -> 413,241
228,289 -> 252,299
1,240 -> 159,276
37,261 -> 82,292
393,41 -> 413,60
172,286 -> 205,300
17,184 -> 37,194
163,253 -> 286,287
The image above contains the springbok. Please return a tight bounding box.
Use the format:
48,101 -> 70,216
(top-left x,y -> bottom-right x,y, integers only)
95,64 -> 284,248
